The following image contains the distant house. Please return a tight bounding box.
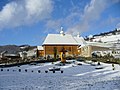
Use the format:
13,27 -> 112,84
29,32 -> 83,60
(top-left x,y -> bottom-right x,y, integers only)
42,28 -> 85,58
79,42 -> 113,57
27,48 -> 37,58
37,46 -> 44,57
110,42 -> 120,58
0,45 -> 21,59
80,28 -> 120,58
19,51 -> 27,60
19,46 -> 37,60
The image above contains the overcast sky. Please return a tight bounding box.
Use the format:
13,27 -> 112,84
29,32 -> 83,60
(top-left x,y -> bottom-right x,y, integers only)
0,0 -> 120,46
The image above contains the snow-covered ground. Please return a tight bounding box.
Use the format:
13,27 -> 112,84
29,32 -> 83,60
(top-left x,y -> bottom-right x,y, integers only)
93,34 -> 120,43
0,60 -> 120,90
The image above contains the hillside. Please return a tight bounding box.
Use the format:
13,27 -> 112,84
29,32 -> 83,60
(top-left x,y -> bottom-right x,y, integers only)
0,45 -> 21,54
85,28 -> 120,43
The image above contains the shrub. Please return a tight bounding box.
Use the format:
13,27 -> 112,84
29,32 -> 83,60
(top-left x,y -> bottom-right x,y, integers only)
1,69 -> 3,71
25,69 -> 27,72
38,70 -> 41,73
53,70 -> 55,73
61,70 -> 63,73
19,69 -> 21,72
45,70 -> 48,73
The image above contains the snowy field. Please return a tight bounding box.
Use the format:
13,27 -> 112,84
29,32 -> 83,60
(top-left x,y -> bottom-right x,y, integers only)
0,60 -> 120,90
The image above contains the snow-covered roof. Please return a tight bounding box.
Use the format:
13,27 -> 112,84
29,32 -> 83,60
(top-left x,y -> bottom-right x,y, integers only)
79,41 -> 113,48
86,41 -> 113,48
43,34 -> 78,45
74,37 -> 87,45
37,46 -> 44,50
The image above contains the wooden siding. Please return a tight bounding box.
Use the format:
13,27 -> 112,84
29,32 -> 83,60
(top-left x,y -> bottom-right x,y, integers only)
43,45 -> 79,58
38,50 -> 44,57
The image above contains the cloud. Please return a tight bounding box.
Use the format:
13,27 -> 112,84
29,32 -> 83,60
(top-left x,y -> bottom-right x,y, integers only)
99,16 -> 120,28
45,5 -> 82,34
45,19 -> 62,33
83,0 -> 107,21
0,0 -> 53,30
45,0 -> 120,35
116,23 -> 120,28
66,0 -> 120,35
45,11 -> 81,34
